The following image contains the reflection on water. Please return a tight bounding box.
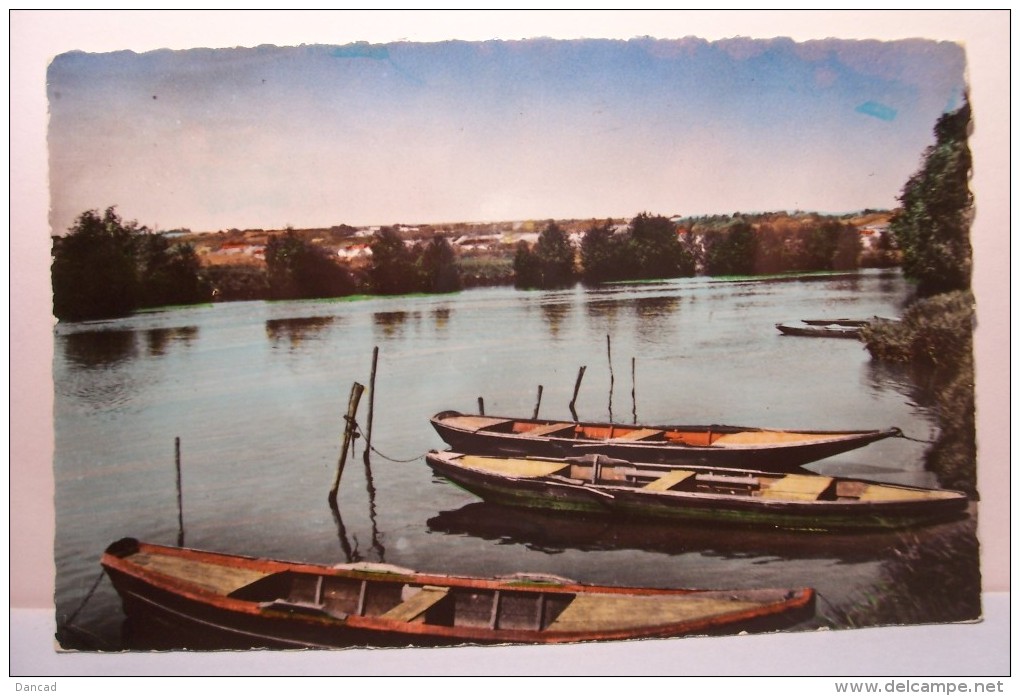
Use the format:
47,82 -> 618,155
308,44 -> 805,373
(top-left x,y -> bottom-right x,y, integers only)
540,300 -> 572,339
431,307 -> 452,332
373,310 -> 417,339
145,326 -> 198,356
426,501 -> 951,562
266,316 -> 336,349
61,330 -> 139,368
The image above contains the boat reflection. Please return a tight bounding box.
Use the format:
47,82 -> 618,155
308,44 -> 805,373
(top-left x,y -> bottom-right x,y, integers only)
426,501 -> 966,562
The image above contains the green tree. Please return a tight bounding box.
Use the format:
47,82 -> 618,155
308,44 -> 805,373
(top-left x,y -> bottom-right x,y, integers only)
265,229 -> 355,300
625,213 -> 695,280
580,221 -> 623,284
52,207 -> 141,321
513,240 -> 541,289
136,234 -> 211,308
533,222 -> 576,287
419,236 -> 461,293
704,220 -> 757,276
52,207 -> 212,320
891,99 -> 973,296
369,227 -> 419,295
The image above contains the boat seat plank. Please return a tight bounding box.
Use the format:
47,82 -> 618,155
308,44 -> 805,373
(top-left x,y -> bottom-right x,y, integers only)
524,422 -> 577,437
459,455 -> 569,478
447,416 -> 515,432
759,475 -> 834,500
379,586 -> 449,623
547,594 -> 761,632
133,552 -> 270,595
711,431 -> 834,445
643,469 -> 696,491
609,428 -> 663,441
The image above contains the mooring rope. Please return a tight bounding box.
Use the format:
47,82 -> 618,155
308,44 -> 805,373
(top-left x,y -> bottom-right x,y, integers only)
348,418 -> 428,463
61,567 -> 107,630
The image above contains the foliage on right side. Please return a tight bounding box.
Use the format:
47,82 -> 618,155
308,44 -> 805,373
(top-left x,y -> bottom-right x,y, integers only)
861,98 -> 976,496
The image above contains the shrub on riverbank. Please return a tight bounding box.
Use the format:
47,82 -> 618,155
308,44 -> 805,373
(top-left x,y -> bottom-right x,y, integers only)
861,291 -> 976,495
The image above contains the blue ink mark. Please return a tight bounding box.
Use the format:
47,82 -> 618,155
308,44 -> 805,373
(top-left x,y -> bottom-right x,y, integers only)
856,101 -> 897,121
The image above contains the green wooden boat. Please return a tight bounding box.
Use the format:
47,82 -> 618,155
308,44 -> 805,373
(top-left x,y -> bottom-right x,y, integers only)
426,451 -> 969,532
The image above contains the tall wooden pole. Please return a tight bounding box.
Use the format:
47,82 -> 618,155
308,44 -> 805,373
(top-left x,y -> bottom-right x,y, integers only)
174,437 -> 184,548
606,334 -> 615,422
631,357 -> 638,425
533,385 -> 544,420
363,346 -> 379,465
329,382 -> 365,506
569,365 -> 586,421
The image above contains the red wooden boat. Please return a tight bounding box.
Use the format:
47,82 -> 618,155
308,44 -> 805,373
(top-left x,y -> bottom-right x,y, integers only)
101,538 -> 816,649
430,410 -> 902,471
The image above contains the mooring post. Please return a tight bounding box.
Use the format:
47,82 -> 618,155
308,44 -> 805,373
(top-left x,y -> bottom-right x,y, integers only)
569,365 -> 586,421
533,385 -> 544,420
606,334 -> 615,422
478,396 -> 485,415
174,437 -> 184,548
329,382 -> 365,506
631,357 -> 637,425
363,346 -> 379,465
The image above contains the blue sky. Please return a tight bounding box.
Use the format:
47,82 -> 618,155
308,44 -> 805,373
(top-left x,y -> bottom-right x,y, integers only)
47,35 -> 967,234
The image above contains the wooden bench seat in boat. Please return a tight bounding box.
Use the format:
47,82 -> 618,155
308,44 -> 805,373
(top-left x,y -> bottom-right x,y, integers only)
379,586 -> 449,622
609,428 -> 663,442
451,416 -> 515,432
459,455 -> 569,478
643,469 -> 697,491
524,422 -> 578,437
759,474 -> 834,500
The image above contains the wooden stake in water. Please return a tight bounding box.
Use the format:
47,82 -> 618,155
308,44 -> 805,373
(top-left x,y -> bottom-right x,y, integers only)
606,334 -> 615,422
174,437 -> 184,548
478,396 -> 485,416
533,385 -> 544,420
363,346 -> 379,465
569,366 -> 586,421
329,382 -> 365,507
631,357 -> 638,425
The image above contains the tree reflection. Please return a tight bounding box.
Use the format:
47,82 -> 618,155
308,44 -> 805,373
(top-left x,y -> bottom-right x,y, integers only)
61,330 -> 138,368
265,316 -> 336,349
145,326 -> 198,356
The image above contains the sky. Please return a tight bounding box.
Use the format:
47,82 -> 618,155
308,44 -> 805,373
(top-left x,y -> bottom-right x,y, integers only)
46,33 -> 968,235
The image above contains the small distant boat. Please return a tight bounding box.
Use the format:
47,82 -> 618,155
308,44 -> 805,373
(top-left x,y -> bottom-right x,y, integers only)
425,451 -> 969,532
776,320 -> 866,338
801,319 -> 872,327
430,410 -> 902,472
101,538 -> 816,648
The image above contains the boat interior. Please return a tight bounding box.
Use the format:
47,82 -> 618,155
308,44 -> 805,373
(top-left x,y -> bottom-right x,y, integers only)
444,414 -> 842,446
228,570 -> 576,631
455,454 -> 953,503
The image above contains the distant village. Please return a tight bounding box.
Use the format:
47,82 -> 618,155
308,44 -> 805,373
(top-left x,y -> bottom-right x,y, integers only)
172,212 -> 893,272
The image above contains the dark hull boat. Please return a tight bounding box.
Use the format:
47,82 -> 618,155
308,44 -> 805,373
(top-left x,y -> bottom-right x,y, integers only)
425,452 -> 969,532
776,321 -> 865,339
101,538 -> 816,649
430,410 -> 901,472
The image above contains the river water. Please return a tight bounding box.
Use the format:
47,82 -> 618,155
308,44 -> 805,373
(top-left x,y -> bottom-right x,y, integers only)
52,269 -> 980,651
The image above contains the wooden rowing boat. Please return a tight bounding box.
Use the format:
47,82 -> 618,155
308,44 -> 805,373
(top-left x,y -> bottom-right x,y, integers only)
776,321 -> 864,338
425,451 -> 969,532
430,410 -> 902,471
101,538 -> 816,649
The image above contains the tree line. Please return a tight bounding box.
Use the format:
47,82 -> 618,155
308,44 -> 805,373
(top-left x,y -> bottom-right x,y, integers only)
51,206 -> 883,320
512,211 -> 870,290
51,214 -> 463,321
